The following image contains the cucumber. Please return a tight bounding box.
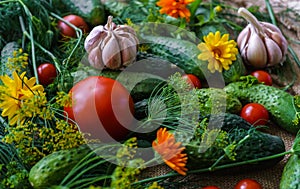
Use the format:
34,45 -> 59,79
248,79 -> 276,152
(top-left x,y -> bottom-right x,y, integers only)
140,35 -> 246,83
224,76 -> 300,134
1,41 -> 20,77
101,0 -> 129,17
196,88 -> 242,116
61,0 -> 106,26
183,113 -> 285,170
280,154 -> 300,189
28,145 -> 91,188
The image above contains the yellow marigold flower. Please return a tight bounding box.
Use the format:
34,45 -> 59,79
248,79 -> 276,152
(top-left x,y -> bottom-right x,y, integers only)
156,0 -> 195,22
0,71 -> 44,125
197,31 -> 238,73
152,128 -> 188,176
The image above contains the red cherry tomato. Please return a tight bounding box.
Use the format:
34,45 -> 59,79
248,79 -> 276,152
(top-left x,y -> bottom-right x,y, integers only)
37,63 -> 57,86
57,14 -> 89,38
64,76 -> 135,142
182,74 -> 202,89
240,103 -> 269,126
234,178 -> 262,189
251,70 -> 272,86
202,186 -> 221,189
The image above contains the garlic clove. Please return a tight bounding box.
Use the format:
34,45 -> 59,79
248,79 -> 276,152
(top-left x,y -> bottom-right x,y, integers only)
117,36 -> 137,66
102,34 -> 122,69
246,28 -> 267,68
237,25 -> 251,52
264,37 -> 283,66
84,26 -> 106,52
88,47 -> 105,70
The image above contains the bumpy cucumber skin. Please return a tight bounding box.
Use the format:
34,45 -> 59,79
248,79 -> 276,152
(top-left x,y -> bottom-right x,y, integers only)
196,88 -> 242,116
224,82 -> 300,134
141,35 -> 245,83
29,145 -> 90,188
186,113 -> 285,170
280,154 -> 300,189
1,41 -> 19,77
61,0 -> 106,26
102,0 -> 128,17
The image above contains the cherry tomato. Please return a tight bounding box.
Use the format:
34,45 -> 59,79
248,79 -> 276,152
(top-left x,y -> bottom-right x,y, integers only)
234,178 -> 262,189
64,76 -> 135,142
57,14 -> 89,38
202,186 -> 221,189
37,63 -> 57,86
182,74 -> 202,89
240,103 -> 269,126
251,70 -> 272,86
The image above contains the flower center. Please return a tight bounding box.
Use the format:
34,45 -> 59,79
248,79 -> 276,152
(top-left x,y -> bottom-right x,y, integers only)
213,48 -> 222,59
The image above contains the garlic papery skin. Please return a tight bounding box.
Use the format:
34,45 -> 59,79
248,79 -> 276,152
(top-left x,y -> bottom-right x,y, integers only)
84,16 -> 139,70
237,7 -> 288,68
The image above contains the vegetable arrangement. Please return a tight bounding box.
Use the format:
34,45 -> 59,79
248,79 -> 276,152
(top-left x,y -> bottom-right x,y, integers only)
0,0 -> 300,189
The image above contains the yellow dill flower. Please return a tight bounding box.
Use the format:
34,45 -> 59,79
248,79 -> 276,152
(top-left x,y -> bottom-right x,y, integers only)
6,49 -> 29,72
152,128 -> 188,176
197,31 -> 238,73
147,182 -> 164,189
0,71 -> 44,125
156,0 -> 195,22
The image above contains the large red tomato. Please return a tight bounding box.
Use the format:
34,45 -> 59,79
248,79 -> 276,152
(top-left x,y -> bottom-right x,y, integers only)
64,76 -> 135,142
57,14 -> 89,38
240,103 -> 269,126
234,178 -> 262,189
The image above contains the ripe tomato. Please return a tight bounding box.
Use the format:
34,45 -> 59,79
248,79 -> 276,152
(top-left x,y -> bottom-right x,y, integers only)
240,103 -> 269,126
57,14 -> 89,38
182,74 -> 202,89
251,70 -> 272,86
37,63 -> 57,86
64,76 -> 135,142
234,178 -> 262,189
202,186 -> 221,189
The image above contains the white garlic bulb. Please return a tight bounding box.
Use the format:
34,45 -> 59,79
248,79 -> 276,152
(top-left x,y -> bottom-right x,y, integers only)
237,7 -> 288,68
84,16 -> 139,70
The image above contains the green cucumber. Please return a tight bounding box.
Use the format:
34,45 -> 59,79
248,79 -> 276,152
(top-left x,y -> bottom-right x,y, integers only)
196,88 -> 242,116
141,35 -> 246,83
101,0 -> 129,17
224,77 -> 300,134
1,41 -> 20,77
28,145 -> 91,188
61,0 -> 106,26
184,113 -> 285,170
280,154 -> 300,189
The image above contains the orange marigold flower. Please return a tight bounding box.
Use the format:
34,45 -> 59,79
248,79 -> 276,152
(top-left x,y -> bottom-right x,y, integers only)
156,0 -> 195,22
152,128 -> 188,176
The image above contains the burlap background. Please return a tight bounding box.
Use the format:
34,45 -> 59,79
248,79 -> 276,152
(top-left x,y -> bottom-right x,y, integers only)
141,1 -> 300,188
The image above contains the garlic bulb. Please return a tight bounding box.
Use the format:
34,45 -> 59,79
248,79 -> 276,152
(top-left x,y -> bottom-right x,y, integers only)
84,16 -> 139,70
237,7 -> 288,68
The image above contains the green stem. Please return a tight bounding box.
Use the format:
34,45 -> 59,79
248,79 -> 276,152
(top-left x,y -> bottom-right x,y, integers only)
265,0 -> 277,25
288,45 -> 300,69
190,0 -> 202,21
67,175 -> 112,188
133,150 -> 291,185
50,12 -> 83,67
19,17 -> 61,73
